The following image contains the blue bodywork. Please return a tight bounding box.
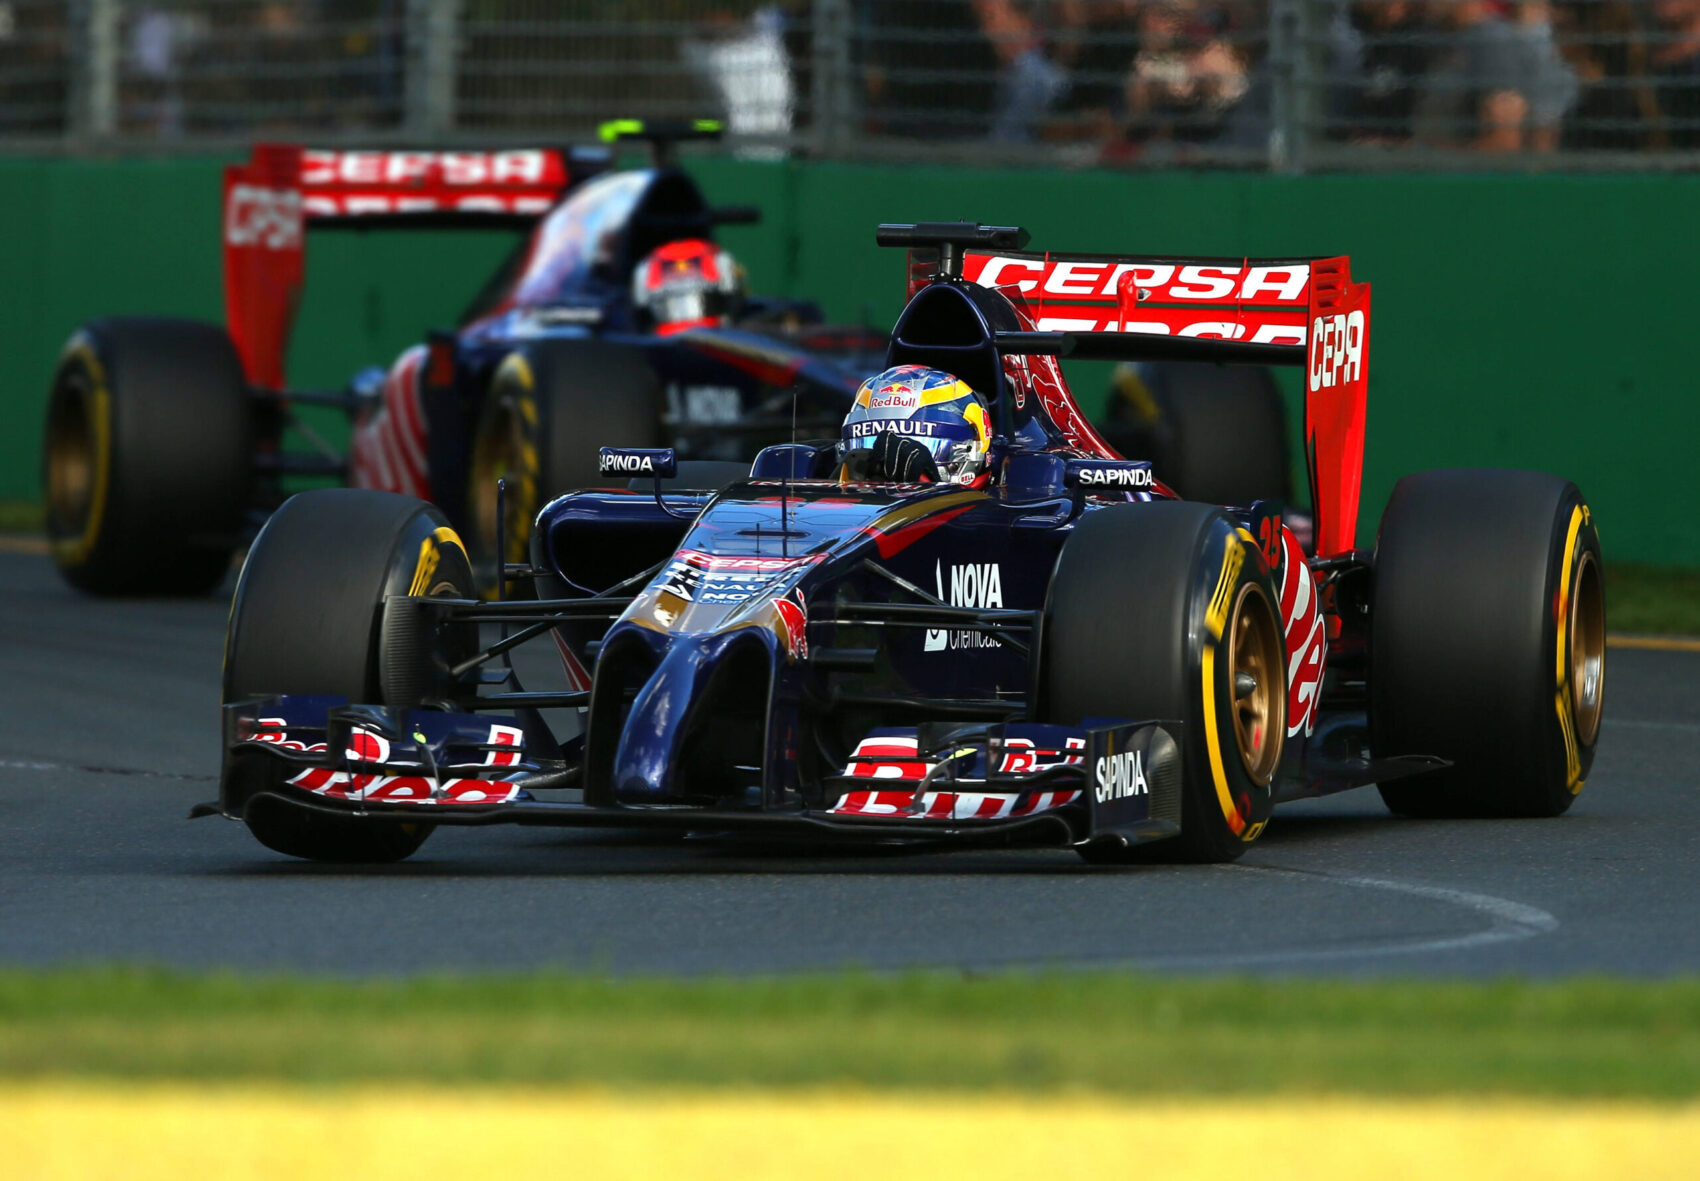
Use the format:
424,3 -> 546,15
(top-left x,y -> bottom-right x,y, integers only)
221,265 -> 1403,853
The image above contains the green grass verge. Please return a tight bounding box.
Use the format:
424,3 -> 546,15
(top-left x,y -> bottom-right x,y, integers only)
3,968 -> 1699,1099
0,500 -> 43,532
1607,563 -> 1700,636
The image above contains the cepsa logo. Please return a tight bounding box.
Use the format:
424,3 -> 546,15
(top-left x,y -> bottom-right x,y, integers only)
299,150 -> 563,216
301,150 -> 555,187
965,255 -> 1313,344
1308,310 -> 1365,391
970,257 -> 1311,304
225,185 -> 302,250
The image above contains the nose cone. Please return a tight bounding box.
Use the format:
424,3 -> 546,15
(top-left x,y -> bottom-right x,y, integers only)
611,629 -> 774,804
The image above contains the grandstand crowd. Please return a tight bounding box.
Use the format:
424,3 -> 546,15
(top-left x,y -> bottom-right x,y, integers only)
0,1 -> 1694,159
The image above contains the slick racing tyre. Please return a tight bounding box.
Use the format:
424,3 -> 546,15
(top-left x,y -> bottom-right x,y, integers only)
43,318 -> 251,595
223,489 -> 477,862
468,341 -> 663,592
1043,501 -> 1287,863
1372,469 -> 1604,818
1099,363 -> 1290,507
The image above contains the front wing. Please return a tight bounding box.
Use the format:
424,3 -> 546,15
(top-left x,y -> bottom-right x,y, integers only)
208,697 -> 1185,853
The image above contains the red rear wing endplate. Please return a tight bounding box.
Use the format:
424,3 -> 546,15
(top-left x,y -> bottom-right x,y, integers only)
221,144 -> 577,388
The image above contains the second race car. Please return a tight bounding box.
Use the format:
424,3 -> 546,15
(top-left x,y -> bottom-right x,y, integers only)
42,122 -> 883,595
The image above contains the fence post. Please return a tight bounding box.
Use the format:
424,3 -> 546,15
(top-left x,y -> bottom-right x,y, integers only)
1267,0 -> 1301,172
810,0 -> 852,156
68,0 -> 120,142
406,0 -> 460,139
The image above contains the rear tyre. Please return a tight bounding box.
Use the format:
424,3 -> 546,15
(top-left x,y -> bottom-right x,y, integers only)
1372,469 -> 1604,818
1043,501 -> 1286,863
1100,363 -> 1290,506
223,488 -> 477,862
43,318 -> 251,595
468,341 -> 663,591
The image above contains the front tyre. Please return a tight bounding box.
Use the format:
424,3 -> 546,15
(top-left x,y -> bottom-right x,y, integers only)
223,489 -> 476,862
1372,469 -> 1604,818
1043,502 -> 1286,863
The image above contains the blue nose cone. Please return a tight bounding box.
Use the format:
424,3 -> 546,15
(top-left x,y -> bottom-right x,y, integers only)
611,630 -> 773,804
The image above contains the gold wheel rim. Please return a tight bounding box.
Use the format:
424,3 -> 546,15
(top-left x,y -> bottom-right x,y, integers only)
468,400 -> 536,577
1227,581 -> 1285,785
45,375 -> 95,537
1569,548 -> 1605,747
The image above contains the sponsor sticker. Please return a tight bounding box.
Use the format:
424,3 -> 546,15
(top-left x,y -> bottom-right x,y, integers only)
225,185 -> 303,250
1094,749 -> 1149,802
598,447 -> 677,478
924,561 -> 1003,652
848,419 -> 941,439
1066,459 -> 1154,491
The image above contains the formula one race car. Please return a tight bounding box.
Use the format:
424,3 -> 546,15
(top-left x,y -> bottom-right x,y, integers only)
206,223 -> 1606,865
42,122 -> 881,595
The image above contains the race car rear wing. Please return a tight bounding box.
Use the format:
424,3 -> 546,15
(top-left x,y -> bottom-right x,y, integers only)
884,223 -> 1371,558
222,142 -> 599,388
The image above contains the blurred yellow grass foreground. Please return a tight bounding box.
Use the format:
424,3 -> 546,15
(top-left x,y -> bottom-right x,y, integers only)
7,1086 -> 1700,1181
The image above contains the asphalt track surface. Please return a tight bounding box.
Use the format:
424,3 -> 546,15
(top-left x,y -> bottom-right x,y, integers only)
3,547 -> 1697,978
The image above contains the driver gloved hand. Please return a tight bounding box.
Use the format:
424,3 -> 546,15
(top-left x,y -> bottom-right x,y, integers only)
866,431 -> 941,483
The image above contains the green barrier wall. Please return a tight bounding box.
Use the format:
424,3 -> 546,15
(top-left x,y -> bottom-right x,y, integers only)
3,155 -> 1695,565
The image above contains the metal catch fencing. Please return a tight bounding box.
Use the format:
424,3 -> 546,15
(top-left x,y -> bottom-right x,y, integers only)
4,1 -> 1698,169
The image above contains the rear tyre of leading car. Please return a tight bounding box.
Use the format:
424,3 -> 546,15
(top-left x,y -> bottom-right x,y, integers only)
1099,363 -> 1291,506
1043,501 -> 1287,864
467,341 -> 664,592
223,488 -> 477,862
1371,468 -> 1604,818
43,318 -> 252,595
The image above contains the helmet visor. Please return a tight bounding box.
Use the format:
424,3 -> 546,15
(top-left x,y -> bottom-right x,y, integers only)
841,419 -> 977,465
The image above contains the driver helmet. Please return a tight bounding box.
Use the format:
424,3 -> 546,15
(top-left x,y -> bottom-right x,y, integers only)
841,365 -> 993,486
631,238 -> 743,335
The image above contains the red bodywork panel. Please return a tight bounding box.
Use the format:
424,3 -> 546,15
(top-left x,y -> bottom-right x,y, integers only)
941,247 -> 1370,560
220,144 -> 576,388
1302,258 -> 1371,557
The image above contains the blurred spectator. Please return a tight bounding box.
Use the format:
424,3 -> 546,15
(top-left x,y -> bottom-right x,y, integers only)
685,6 -> 796,156
1556,0 -> 1662,150
1345,0 -> 1433,144
1651,0 -> 1700,147
1053,0 -> 1143,145
976,0 -> 1069,141
126,4 -> 184,137
1122,1 -> 1250,148
858,0 -> 1000,137
1416,0 -> 1577,151
0,0 -> 68,135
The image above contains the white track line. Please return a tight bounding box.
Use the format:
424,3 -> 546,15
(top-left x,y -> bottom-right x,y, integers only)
1113,865 -> 1559,970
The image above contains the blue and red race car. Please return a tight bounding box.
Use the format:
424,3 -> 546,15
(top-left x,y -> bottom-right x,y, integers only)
208,222 -> 1606,864
42,123 -> 882,595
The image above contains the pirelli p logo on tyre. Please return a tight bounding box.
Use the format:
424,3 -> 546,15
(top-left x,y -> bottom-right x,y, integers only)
409,526 -> 469,597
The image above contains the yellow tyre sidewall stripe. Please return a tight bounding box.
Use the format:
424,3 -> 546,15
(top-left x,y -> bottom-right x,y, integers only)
49,337 -> 113,569
1554,504 -> 1585,794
